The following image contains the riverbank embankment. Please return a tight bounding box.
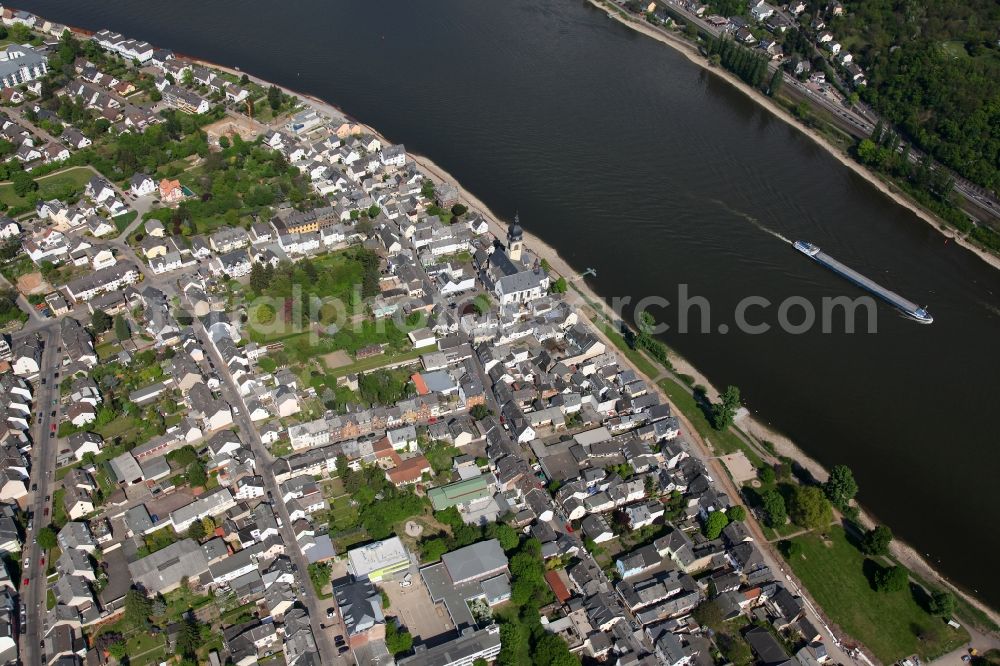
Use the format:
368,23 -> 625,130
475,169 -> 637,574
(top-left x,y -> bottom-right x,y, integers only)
587,0 -> 1000,272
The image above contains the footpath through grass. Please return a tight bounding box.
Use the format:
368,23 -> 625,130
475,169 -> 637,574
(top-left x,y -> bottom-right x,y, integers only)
785,526 -> 968,663
0,165 -> 95,207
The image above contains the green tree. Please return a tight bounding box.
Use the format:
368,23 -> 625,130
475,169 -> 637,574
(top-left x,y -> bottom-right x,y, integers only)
767,68 -> 783,96
12,171 -> 36,197
187,460 -> 208,488
549,277 -> 568,294
113,314 -> 130,341
496,523 -> 520,552
470,404 -> 490,420
860,524 -> 893,556
497,618 -> 529,666
928,591 -> 956,617
788,485 -> 832,530
711,385 -> 741,430
36,526 -> 57,550
124,589 -> 152,630
175,617 -> 200,659
451,204 -> 468,217
823,464 -> 858,508
761,488 -> 787,528
91,310 -> 112,333
420,537 -> 449,562
267,85 -> 282,110
874,564 -> 908,593
108,641 -> 127,659
780,539 -> 803,558
758,465 -> 776,485
535,631 -> 577,666
385,619 -> 413,656
187,520 -> 206,541
692,599 -> 724,630
308,562 -> 332,593
727,505 -> 746,522
509,538 -> 552,607
201,517 -> 216,536
703,510 -> 730,539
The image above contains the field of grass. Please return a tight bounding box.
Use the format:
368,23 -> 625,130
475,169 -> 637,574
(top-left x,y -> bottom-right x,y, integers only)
0,166 -> 95,207
113,210 -> 138,233
328,494 -> 360,531
125,632 -> 168,666
785,526 -> 968,662
328,347 -> 423,377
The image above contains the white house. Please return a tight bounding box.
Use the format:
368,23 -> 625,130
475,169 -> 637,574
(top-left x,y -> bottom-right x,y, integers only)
0,216 -> 19,239
129,173 -> 156,197
86,176 -> 117,204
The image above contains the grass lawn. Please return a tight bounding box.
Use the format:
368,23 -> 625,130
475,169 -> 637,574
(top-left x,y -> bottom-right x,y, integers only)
328,495 -> 360,531
124,632 -> 168,666
113,210 -> 138,233
331,527 -> 370,552
785,526 -> 968,662
0,166 -> 95,208
95,341 -> 122,361
96,414 -> 142,441
321,476 -> 346,498
658,377 -> 764,467
328,347 -> 423,377
50,488 -> 67,528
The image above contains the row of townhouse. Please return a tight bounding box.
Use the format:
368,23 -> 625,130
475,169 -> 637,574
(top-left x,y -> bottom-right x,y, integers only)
91,29 -> 154,63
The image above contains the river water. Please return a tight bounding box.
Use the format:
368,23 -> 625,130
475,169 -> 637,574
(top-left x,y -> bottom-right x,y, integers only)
21,0 -> 1000,607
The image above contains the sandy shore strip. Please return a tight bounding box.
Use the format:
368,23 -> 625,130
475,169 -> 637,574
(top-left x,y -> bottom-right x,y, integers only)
589,0 -> 1000,272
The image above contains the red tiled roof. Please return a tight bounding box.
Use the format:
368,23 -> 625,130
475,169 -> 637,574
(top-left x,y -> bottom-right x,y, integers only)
544,569 -> 571,603
412,373 -> 429,396
386,455 -> 431,485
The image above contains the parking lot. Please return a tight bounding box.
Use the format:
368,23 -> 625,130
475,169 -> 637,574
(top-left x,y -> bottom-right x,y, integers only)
379,574 -> 453,642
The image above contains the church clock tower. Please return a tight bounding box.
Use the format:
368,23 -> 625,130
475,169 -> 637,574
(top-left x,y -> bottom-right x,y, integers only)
507,213 -> 524,262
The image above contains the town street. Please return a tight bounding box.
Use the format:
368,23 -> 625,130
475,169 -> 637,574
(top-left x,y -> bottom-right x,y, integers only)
187,307 -> 345,666
19,320 -> 62,665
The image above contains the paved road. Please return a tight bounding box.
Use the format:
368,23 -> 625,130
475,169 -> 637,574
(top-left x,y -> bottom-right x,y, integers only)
19,321 -> 62,666
637,0 -> 1000,222
187,308 -> 345,666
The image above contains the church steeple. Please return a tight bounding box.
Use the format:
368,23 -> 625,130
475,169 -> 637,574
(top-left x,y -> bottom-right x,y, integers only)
507,212 -> 524,262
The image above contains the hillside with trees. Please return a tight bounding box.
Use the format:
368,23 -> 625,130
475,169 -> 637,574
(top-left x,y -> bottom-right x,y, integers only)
833,0 -> 1000,191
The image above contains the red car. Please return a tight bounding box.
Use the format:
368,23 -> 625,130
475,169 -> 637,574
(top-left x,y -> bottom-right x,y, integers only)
21,578 -> 28,587
50,424 -> 56,432
43,508 -> 49,517
38,557 -> 44,567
